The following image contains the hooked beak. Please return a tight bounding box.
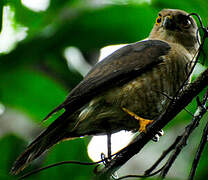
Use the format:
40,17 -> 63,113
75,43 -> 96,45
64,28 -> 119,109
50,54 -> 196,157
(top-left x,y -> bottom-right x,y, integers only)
162,16 -> 176,30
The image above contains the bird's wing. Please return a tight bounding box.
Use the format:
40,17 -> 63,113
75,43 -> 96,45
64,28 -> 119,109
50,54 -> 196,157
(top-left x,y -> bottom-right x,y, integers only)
44,40 -> 171,120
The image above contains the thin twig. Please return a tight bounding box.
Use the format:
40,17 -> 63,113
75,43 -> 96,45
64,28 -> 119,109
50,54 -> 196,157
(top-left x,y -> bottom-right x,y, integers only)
175,28 -> 206,98
19,149 -> 121,180
144,136 -> 181,175
188,120 -> 208,180
153,90 -> 193,116
159,90 -> 208,179
116,165 -> 164,180
184,108 -> 194,116
188,13 -> 205,29
18,160 -> 103,179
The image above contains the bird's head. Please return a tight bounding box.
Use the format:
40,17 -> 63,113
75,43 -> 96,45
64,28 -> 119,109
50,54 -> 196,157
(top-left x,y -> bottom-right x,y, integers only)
149,9 -> 199,55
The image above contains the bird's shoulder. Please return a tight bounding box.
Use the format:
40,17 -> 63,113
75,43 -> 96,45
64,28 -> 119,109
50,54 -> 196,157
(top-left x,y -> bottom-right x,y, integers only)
161,41 -> 193,63
85,40 -> 171,79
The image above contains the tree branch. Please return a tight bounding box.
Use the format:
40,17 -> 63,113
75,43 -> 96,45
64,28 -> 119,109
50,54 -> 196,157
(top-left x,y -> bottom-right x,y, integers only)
188,120 -> 208,180
159,90 -> 208,178
144,136 -> 181,175
95,68 -> 208,179
145,91 -> 208,178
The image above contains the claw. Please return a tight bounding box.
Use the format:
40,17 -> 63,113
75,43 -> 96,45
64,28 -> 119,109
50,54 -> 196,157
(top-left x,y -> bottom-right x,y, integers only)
157,129 -> 164,136
152,130 -> 164,142
152,134 -> 160,142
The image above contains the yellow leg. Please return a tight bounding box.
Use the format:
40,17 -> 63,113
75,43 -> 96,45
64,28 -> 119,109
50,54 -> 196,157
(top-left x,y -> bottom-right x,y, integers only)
122,107 -> 154,133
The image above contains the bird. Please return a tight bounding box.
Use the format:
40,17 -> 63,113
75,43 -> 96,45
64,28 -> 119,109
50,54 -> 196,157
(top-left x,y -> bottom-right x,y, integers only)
11,9 -> 199,175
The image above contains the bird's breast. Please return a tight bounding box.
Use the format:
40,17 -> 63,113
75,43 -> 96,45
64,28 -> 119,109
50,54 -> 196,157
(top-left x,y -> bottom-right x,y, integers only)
76,46 -> 192,134
104,52 -> 191,120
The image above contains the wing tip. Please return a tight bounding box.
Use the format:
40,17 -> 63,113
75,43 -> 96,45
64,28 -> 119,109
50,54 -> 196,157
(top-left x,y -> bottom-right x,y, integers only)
42,104 -> 65,122
10,150 -> 32,175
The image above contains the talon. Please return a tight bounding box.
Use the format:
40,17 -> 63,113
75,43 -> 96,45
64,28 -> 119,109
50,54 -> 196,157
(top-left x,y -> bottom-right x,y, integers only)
122,107 -> 154,133
152,130 -> 164,142
157,129 -> 164,136
152,134 -> 160,142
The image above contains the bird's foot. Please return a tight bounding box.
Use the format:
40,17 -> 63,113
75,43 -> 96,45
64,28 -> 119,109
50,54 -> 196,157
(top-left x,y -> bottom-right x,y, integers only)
121,107 -> 164,142
152,129 -> 164,142
122,107 -> 154,133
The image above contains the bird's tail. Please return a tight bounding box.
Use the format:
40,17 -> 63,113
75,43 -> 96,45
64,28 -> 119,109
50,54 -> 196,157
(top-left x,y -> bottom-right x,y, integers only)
10,112 -> 77,175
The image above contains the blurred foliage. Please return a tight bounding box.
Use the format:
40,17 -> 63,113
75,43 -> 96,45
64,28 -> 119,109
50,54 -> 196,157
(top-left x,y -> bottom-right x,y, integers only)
0,0 -> 3,33
0,0 -> 207,179
0,135 -> 25,180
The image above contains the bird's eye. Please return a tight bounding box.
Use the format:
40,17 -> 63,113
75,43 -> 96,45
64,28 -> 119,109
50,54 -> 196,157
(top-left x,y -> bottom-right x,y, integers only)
182,18 -> 191,28
156,16 -> 162,25
178,15 -> 192,28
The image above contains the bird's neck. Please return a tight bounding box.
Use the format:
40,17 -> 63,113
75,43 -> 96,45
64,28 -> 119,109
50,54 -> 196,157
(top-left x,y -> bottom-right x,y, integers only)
149,35 -> 199,56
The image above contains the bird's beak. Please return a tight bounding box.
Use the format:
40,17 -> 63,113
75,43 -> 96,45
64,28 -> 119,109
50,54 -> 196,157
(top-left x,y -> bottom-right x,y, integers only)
162,15 -> 176,30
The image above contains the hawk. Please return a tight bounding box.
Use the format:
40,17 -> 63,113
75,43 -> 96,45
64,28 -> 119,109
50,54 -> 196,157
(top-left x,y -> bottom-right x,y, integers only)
11,9 -> 199,174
